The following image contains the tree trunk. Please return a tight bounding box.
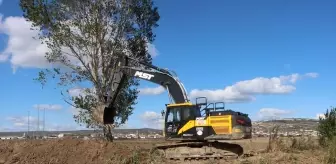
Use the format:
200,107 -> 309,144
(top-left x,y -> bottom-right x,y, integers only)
103,125 -> 114,142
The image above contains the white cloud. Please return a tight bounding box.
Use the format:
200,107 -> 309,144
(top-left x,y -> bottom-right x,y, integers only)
258,108 -> 293,120
189,73 -> 318,103
67,87 -> 96,97
140,111 -> 161,120
5,115 -> 88,131
69,106 -> 81,115
47,123 -> 87,131
139,111 -> 164,129
0,15 -> 159,73
6,116 -> 37,124
189,87 -> 254,103
68,85 -> 165,98
146,42 -> 159,57
68,87 -> 85,97
138,86 -> 165,95
33,104 -> 63,110
0,127 -> 14,132
14,122 -> 25,127
316,113 -> 325,119
305,72 -> 319,78
0,16 -> 51,72
0,53 -> 8,61
115,121 -> 134,129
6,116 -> 42,131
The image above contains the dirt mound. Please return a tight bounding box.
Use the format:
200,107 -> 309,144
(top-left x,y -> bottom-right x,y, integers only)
0,139 -> 163,164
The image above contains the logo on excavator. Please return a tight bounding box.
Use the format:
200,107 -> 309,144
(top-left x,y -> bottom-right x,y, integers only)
134,71 -> 154,80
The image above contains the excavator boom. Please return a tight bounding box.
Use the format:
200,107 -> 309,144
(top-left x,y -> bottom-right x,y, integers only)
103,55 -> 189,124
121,65 -> 189,103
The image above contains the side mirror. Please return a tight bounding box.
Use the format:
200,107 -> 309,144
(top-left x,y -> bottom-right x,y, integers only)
161,110 -> 165,117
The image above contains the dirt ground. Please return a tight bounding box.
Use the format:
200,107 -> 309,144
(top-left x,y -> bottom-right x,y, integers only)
0,137 -> 328,164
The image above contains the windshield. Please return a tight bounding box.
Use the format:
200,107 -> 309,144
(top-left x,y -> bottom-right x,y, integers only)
166,106 -> 201,123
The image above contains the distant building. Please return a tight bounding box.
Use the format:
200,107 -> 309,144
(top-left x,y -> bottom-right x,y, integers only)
58,133 -> 74,138
0,136 -> 15,140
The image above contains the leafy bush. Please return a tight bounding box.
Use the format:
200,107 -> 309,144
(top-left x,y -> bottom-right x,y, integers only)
324,136 -> 336,164
317,107 -> 336,146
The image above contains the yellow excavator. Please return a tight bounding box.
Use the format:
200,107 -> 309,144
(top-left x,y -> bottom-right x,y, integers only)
103,55 -> 252,160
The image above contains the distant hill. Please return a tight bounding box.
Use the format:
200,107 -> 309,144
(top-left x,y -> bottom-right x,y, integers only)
0,118 -> 321,137
0,128 -> 162,137
258,118 -> 319,122
253,118 -> 319,133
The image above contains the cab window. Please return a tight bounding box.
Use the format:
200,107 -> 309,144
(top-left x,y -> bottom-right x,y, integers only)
166,106 -> 200,122
167,108 -> 181,122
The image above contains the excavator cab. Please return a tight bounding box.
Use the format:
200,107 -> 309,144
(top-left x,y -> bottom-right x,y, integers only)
163,102 -> 201,140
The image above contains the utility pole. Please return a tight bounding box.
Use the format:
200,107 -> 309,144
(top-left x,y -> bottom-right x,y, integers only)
27,110 -> 30,138
137,130 -> 139,139
37,106 -> 40,138
43,108 -> 45,136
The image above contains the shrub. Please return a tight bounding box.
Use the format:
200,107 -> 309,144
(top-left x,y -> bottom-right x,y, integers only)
266,125 -> 286,152
317,107 -> 336,146
324,136 -> 336,164
266,124 -> 320,153
289,136 -> 319,151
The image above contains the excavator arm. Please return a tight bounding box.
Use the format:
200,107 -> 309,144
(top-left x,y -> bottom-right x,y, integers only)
103,56 -> 189,124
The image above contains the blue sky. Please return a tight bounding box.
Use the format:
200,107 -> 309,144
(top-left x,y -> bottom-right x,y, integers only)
0,0 -> 335,131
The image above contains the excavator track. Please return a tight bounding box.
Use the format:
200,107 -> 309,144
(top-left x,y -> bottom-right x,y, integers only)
155,141 -> 244,161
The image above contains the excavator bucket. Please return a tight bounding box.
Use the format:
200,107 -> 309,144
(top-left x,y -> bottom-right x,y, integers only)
102,56 -> 129,125
103,106 -> 116,124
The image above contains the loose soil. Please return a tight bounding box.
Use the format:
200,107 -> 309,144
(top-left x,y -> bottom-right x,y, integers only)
0,137 -> 326,164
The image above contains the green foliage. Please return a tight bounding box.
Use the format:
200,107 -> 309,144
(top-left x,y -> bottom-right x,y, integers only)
324,136 -> 336,164
318,107 -> 336,164
317,106 -> 336,146
19,0 -> 160,130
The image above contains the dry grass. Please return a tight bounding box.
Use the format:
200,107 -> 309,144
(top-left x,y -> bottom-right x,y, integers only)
103,133 -> 336,164
104,146 -> 166,164
1,135 -> 335,164
232,125 -> 336,164
228,137 -> 324,164
323,137 -> 336,164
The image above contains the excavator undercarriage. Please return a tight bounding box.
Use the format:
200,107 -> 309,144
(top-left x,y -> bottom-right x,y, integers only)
155,141 -> 244,161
